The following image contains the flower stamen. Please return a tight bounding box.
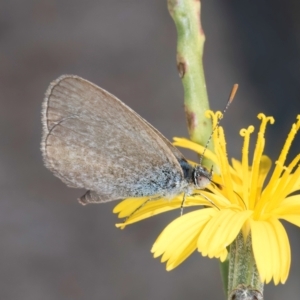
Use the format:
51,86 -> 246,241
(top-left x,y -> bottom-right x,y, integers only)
240,126 -> 254,208
263,116 -> 300,200
249,114 -> 274,209
217,127 -> 237,205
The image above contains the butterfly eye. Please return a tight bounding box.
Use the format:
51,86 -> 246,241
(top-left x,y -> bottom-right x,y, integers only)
193,166 -> 212,188
196,174 -> 211,189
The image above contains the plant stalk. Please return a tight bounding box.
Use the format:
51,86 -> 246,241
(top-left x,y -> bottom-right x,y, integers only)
167,0 -> 213,168
227,232 -> 264,300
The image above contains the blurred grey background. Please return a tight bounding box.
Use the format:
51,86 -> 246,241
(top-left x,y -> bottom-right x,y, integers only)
1,0 -> 300,299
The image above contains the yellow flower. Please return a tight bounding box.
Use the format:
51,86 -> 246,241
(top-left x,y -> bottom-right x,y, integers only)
113,112 -> 300,285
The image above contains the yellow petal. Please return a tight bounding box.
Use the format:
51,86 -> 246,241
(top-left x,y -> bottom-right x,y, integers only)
197,209 -> 253,258
113,198 -> 148,217
151,209 -> 216,269
166,234 -> 199,271
272,195 -> 300,217
280,215 -> 300,227
276,195 -> 300,227
115,194 -> 209,227
251,218 -> 290,284
253,155 -> 272,206
173,137 -> 218,164
194,190 -> 234,209
218,248 -> 229,262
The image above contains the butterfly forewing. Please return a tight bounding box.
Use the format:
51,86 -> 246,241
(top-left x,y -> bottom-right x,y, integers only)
42,75 -> 185,202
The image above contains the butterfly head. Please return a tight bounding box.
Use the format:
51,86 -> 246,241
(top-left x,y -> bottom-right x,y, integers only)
193,165 -> 212,189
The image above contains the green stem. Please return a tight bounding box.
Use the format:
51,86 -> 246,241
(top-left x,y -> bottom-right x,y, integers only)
220,256 -> 230,296
228,233 -> 264,300
168,0 -> 226,294
167,0 -> 213,168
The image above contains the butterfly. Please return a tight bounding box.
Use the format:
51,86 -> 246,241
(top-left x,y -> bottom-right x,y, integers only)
41,75 -> 212,206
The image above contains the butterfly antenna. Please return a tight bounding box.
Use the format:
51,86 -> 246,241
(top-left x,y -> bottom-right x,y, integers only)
199,84 -> 239,166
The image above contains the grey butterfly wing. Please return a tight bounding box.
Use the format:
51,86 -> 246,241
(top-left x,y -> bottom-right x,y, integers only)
42,75 -> 185,203
133,114 -> 187,162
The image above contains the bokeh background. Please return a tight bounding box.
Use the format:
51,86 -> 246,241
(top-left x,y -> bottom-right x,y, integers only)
1,0 -> 300,299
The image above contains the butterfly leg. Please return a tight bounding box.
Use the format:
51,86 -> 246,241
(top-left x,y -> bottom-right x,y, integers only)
124,196 -> 161,223
180,193 -> 186,216
191,192 -> 219,210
